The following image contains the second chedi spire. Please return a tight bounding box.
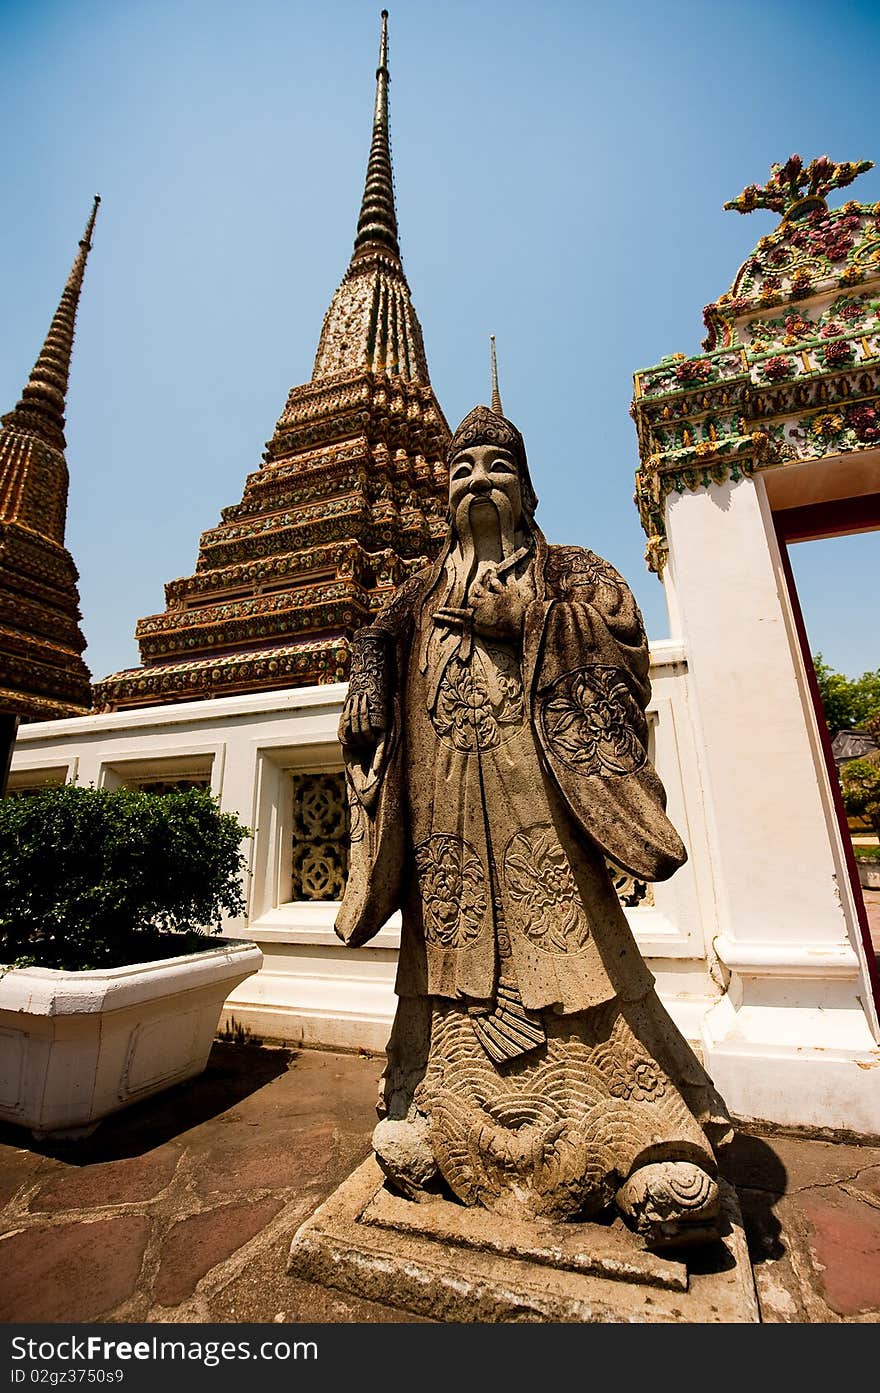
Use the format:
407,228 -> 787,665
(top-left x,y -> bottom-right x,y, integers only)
0,198 -> 97,721
4,197 -> 100,456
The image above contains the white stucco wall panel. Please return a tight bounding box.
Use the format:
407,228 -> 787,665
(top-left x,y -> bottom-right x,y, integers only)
663,478 -> 851,948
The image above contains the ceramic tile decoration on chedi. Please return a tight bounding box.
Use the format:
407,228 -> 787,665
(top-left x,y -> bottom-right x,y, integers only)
93,11 -> 450,712
632,154 -> 880,574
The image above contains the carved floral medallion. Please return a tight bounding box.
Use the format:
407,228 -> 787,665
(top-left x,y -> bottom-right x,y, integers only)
430,644 -> 524,753
591,1019 -> 669,1103
502,824 -> 591,952
539,665 -> 646,775
414,834 -> 488,948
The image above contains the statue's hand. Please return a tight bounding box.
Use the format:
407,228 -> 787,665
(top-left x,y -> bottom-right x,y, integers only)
470,573 -> 527,639
339,691 -> 387,749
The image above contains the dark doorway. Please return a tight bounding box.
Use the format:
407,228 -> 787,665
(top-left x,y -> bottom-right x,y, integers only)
774,515 -> 879,1011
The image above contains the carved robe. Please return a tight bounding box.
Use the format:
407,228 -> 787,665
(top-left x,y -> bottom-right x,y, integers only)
340,533 -> 684,970
338,532 -> 729,1220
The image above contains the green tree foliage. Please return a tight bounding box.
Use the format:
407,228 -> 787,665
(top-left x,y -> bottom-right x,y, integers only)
840,757 -> 880,839
813,654 -> 880,736
0,785 -> 250,971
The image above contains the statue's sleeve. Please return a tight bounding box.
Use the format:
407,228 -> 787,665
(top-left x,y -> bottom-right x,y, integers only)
369,573 -> 424,644
342,571 -> 423,780
526,547 -> 686,882
335,575 -> 422,949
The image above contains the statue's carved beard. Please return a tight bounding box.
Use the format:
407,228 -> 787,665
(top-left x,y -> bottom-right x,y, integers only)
454,491 -> 518,583
442,493 -> 526,618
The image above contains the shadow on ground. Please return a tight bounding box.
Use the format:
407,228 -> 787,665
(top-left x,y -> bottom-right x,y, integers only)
0,1040 -> 296,1164
721,1130 -> 788,1265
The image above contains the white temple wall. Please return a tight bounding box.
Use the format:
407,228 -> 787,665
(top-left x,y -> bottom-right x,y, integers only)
662,472 -> 880,1135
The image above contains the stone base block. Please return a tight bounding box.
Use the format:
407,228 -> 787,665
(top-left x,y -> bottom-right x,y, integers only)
287,1156 -> 759,1323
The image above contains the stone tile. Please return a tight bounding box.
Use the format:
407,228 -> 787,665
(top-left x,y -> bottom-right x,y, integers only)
737,1189 -> 809,1323
722,1130 -> 880,1194
202,1048 -> 381,1133
192,1123 -> 337,1196
292,1054 -> 384,1130
152,1199 -> 284,1307
75,1042 -> 298,1160
845,1164 -> 880,1204
29,1145 -> 182,1212
174,1048 -> 379,1179
0,1140 -> 49,1209
770,1136 -> 880,1190
798,1187 -> 880,1316
0,1215 -> 151,1322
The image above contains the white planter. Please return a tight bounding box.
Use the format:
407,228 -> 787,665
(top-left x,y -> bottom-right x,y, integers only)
0,937 -> 263,1138
858,859 -> 880,890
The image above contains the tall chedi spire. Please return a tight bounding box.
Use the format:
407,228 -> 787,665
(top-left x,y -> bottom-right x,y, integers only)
353,10 -> 399,260
95,12 -> 450,712
311,10 -> 429,383
0,199 -> 98,722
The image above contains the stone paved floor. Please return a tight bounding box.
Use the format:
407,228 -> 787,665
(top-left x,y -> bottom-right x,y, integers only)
1,1041 -> 879,1325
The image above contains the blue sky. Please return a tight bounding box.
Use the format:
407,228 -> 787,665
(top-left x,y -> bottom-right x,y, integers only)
1,0 -> 877,682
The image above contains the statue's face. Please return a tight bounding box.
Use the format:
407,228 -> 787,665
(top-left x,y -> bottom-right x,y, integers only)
448,443 -> 522,532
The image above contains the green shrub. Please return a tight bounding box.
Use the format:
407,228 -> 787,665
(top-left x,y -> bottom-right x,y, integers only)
813,654 -> 880,736
841,756 -> 880,841
853,844 -> 880,861
0,785 -> 250,971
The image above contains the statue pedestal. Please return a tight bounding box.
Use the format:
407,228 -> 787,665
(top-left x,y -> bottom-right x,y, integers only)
287,1156 -> 759,1323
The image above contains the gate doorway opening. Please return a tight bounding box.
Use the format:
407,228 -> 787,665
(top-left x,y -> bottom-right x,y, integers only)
774,508 -> 880,1006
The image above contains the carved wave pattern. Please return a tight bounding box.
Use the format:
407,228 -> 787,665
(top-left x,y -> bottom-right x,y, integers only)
416,1004 -> 704,1221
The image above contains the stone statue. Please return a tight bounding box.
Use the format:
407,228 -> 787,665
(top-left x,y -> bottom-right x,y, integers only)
337,399 -> 732,1246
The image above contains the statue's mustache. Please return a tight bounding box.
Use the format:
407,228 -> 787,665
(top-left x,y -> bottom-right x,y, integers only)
454,490 -> 501,529
453,489 -> 517,562
455,489 -> 505,518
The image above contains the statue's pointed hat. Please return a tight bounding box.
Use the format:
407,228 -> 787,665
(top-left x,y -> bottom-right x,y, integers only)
447,339 -> 538,515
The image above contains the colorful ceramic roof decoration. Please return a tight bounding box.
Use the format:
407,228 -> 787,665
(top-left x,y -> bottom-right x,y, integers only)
631,154 -> 880,574
94,12 -> 450,712
0,199 -> 99,722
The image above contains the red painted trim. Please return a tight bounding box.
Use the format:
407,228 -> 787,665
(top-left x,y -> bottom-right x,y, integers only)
774,494 -> 880,544
773,521 -> 880,1010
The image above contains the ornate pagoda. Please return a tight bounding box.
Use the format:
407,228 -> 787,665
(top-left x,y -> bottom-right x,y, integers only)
94,11 -> 450,713
631,155 -> 880,573
0,197 -> 99,723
